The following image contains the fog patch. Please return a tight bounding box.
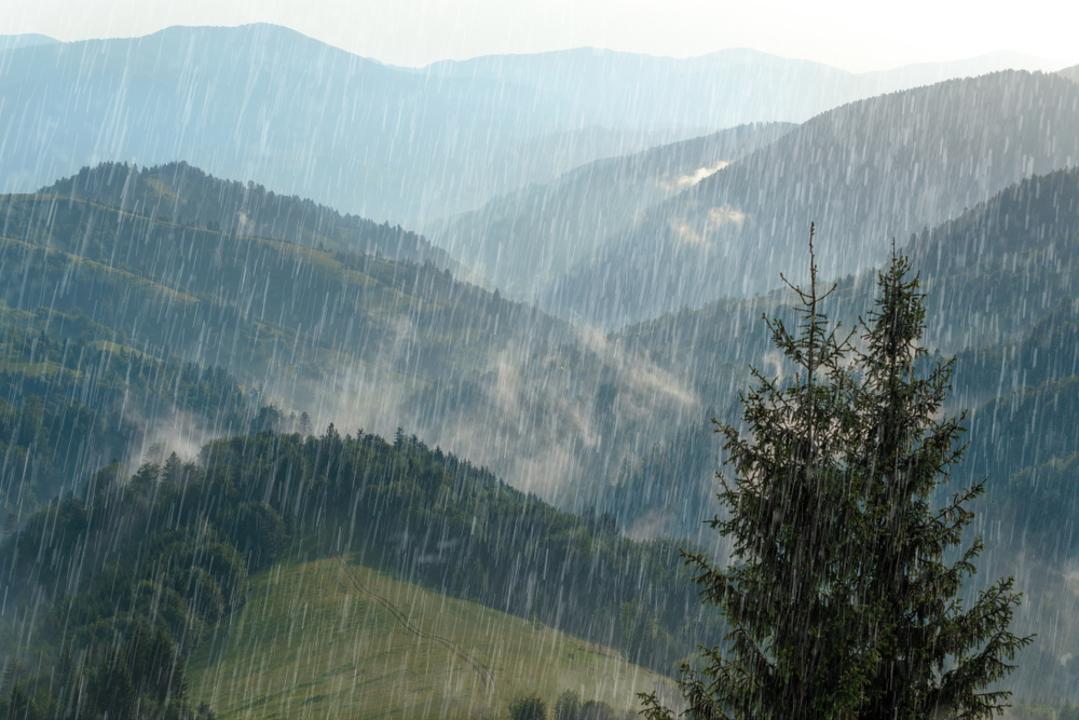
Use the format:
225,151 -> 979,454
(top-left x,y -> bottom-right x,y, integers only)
127,410 -> 217,474
289,316 -> 700,504
672,221 -> 705,246
707,206 -> 746,229
660,161 -> 730,191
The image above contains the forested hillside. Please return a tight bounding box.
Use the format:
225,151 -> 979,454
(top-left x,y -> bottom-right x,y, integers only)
0,305 -> 252,533
0,428 -> 712,717
0,163 -> 700,522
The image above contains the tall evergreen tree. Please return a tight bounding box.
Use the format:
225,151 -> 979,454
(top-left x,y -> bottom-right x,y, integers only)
642,230 -> 1031,719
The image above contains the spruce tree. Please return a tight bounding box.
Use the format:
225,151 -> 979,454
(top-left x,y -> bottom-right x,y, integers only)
642,230 -> 1031,720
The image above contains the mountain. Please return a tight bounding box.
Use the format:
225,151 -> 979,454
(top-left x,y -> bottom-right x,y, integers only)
1061,64 -> 1079,83
0,162 -> 700,517
429,122 -> 794,297
543,71 -> 1079,326
619,166 -> 1079,378
424,47 -> 857,132
0,151 -> 487,526
611,167 -> 1079,438
592,167 -> 1079,537
0,25 -> 1059,228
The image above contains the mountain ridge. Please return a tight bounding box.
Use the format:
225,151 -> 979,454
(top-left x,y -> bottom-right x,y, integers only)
542,70 -> 1079,326
0,24 -> 1064,229
40,161 -> 457,269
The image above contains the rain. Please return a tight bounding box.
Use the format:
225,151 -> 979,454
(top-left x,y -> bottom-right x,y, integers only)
1,2 -> 1079,718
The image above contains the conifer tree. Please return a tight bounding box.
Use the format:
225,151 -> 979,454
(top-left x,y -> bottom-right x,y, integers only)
641,229 -> 1031,720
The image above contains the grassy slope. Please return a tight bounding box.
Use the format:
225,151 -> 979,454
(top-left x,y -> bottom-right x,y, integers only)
190,558 -> 674,720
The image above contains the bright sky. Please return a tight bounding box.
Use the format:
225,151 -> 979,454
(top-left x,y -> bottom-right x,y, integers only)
3,0 -> 1078,71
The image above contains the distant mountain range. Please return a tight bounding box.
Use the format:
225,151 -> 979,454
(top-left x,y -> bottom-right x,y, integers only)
543,70 -> 1079,326
0,24 -> 1062,228
1061,64 -> 1079,82
427,47 -> 1060,132
0,24 -> 684,227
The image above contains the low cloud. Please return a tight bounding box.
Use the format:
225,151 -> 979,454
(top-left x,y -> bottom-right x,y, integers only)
661,161 -> 731,191
707,205 -> 746,229
671,205 -> 747,247
126,409 -> 216,475
672,221 -> 705,246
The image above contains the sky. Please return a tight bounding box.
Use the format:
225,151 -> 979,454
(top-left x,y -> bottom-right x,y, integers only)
3,0 -> 1079,71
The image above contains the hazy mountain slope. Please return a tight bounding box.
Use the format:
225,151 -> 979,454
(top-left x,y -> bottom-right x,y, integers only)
190,558 -> 674,719
43,162 -> 456,268
430,122 -> 794,297
0,163 -> 699,508
909,166 -> 1079,353
1061,64 -> 1079,83
545,71 -> 1079,326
